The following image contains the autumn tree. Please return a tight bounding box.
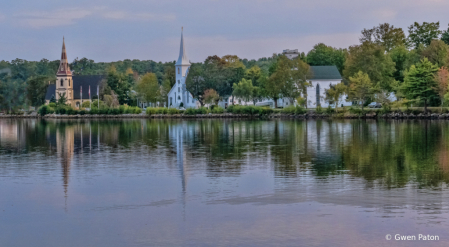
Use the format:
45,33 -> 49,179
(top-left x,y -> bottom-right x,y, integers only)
203,89 -> 219,106
360,23 -> 406,51
434,67 -> 449,109
407,22 -> 442,49
402,58 -> 439,113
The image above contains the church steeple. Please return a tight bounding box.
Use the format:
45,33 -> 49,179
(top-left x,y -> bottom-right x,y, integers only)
57,37 -> 72,76
176,28 -> 190,66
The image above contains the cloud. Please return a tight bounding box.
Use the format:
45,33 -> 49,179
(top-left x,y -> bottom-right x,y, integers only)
14,8 -> 92,28
14,7 -> 175,28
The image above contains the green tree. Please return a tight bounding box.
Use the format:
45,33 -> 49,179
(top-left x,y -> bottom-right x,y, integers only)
348,71 -> 375,109
407,22 -> 442,49
186,63 -> 208,106
344,42 -> 395,91
420,40 -> 449,67
106,66 -> 133,105
265,55 -> 300,108
135,73 -> 160,103
325,82 -> 347,109
360,23 -> 406,51
232,78 -> 258,103
402,58 -> 439,113
306,43 -> 347,73
57,92 -> 67,106
26,76 -> 49,106
442,24 -> 449,45
389,45 -> 409,83
203,89 -> 219,105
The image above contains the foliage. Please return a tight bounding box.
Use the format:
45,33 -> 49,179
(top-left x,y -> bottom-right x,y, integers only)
315,106 -> 324,114
135,73 -> 161,103
168,108 -> 180,115
360,23 -> 406,51
26,76 -> 49,106
390,45 -> 410,83
402,58 -> 439,112
185,63 -> 207,106
434,67 -> 449,107
420,40 -> 449,67
282,106 -> 307,115
407,22 -> 442,49
348,71 -> 376,109
442,24 -> 449,45
306,43 -> 347,73
106,66 -> 134,105
203,89 -> 219,105
325,82 -> 347,109
232,78 -> 258,103
344,42 -> 395,91
226,105 -> 273,115
57,92 -> 67,106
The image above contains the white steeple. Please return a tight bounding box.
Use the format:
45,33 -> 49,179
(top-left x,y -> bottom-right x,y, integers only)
176,27 -> 190,66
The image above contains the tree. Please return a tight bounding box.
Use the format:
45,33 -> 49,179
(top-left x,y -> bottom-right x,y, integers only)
106,66 -> 133,105
434,67 -> 449,109
344,42 -> 395,91
325,82 -> 347,109
203,89 -> 219,105
407,22 -> 442,49
402,58 -> 439,113
420,40 -> 449,67
135,73 -> 160,103
232,78 -> 258,103
360,23 -> 406,51
245,66 -> 262,86
222,55 -> 246,69
57,92 -> 67,106
306,43 -> 347,73
26,76 -> 49,106
186,63 -> 208,106
347,71 -> 375,109
442,24 -> 449,45
389,45 -> 410,83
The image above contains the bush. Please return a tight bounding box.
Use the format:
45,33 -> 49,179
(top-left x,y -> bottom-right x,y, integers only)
156,108 -> 168,114
134,107 -> 142,114
38,105 -> 50,116
66,107 -> 77,115
119,105 -> 126,114
55,106 -> 67,115
295,106 -> 307,115
49,103 -> 56,108
226,105 -> 272,115
316,106 -> 324,114
90,108 -> 98,115
212,107 -> 225,114
108,108 -> 120,115
146,107 -> 157,115
185,108 -> 196,115
168,108 -> 180,115
282,106 -> 306,115
325,106 -> 335,114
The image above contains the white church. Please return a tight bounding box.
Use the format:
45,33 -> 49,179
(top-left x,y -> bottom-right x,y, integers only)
166,30 -> 198,109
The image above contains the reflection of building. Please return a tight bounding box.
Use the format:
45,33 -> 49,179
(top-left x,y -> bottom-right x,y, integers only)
0,120 -> 27,150
56,126 -> 74,195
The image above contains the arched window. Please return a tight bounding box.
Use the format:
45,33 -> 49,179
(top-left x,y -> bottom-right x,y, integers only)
170,97 -> 173,106
316,83 -> 321,107
178,87 -> 180,93
60,79 -> 63,87
69,79 -> 71,86
178,96 -> 181,100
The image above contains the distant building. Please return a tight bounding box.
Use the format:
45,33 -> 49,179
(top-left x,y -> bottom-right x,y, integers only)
45,38 -> 104,108
283,49 -> 300,59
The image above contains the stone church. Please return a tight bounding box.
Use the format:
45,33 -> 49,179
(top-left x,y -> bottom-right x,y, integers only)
45,38 -> 104,108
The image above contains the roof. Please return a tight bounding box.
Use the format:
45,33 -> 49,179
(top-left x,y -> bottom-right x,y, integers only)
45,75 -> 104,100
72,75 -> 103,100
56,37 -> 72,76
45,84 -> 56,101
176,29 -> 190,66
309,66 -> 342,80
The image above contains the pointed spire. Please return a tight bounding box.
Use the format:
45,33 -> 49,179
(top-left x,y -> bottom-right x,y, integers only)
57,37 -> 72,76
176,28 -> 190,66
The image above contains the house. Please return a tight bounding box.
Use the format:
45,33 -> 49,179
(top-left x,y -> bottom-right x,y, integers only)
44,38 -> 104,108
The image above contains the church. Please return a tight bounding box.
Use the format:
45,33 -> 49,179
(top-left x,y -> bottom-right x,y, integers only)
166,30 -> 198,109
45,38 -> 103,108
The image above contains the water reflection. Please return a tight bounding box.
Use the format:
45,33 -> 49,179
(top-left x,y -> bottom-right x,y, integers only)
2,119 -> 449,246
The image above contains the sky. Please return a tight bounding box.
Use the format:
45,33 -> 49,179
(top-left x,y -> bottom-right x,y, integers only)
1,0 -> 449,63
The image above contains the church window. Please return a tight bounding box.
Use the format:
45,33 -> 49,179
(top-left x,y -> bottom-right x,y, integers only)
178,96 -> 181,100
60,79 -> 63,87
178,68 -> 180,74
178,87 -> 180,93
178,80 -> 180,84
69,79 -> 71,86
170,97 -> 173,106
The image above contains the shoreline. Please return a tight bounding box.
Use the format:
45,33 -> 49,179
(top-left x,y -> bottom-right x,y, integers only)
1,112 -> 448,120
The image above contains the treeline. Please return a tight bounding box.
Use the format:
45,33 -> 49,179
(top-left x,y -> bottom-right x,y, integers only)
3,21 -> 449,112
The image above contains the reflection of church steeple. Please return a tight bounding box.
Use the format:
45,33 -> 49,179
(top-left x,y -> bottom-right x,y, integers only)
172,123 -> 188,219
56,126 -> 74,202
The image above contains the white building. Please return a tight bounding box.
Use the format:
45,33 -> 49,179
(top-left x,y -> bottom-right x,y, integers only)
167,30 -> 198,109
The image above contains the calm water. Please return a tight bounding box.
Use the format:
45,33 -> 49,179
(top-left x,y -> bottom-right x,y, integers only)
1,119 -> 449,247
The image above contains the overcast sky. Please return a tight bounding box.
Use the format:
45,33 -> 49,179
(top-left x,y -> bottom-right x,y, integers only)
1,0 -> 449,63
